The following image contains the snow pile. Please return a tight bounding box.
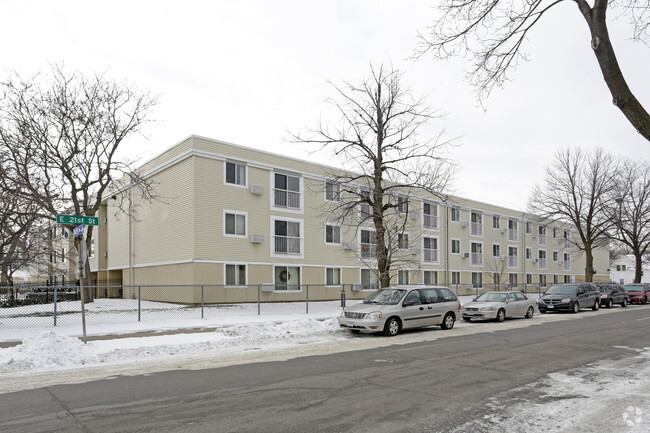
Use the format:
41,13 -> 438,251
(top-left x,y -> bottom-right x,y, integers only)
2,331 -> 99,372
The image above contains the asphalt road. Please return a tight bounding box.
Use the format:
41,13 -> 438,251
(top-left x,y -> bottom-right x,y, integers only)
1,307 -> 649,433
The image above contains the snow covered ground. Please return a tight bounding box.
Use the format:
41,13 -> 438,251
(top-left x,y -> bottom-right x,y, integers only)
1,297 -> 649,431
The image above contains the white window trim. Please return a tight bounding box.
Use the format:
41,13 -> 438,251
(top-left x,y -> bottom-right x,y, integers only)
272,265 -> 303,292
358,227 -> 377,262
492,243 -> 501,258
224,263 -> 247,287
451,238 -> 461,255
397,231 -> 410,250
270,171 -> 304,214
324,180 -> 341,203
270,215 -> 304,259
397,269 -> 411,285
324,223 -> 342,246
422,235 -> 440,265
422,201 -> 440,231
470,241 -> 484,267
450,206 -> 461,223
223,209 -> 248,238
224,160 -> 248,188
325,267 -> 342,287
360,268 -> 380,290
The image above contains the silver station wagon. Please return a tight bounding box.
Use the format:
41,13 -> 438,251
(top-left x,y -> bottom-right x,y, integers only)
338,286 -> 460,336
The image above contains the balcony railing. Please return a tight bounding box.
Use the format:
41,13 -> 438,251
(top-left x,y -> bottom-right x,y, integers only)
423,215 -> 438,229
470,223 -> 483,236
273,235 -> 301,255
423,249 -> 439,263
274,189 -> 301,209
471,253 -> 483,266
360,243 -> 377,258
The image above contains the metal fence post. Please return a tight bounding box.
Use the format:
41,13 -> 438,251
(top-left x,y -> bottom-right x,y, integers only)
306,285 -> 309,314
53,286 -> 57,327
201,285 -> 204,319
341,286 -> 346,308
257,284 -> 261,315
138,286 -> 141,322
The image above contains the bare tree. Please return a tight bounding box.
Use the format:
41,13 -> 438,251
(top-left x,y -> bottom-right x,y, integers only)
292,65 -> 454,288
0,65 -> 157,297
529,148 -> 618,282
607,160 -> 650,283
417,0 -> 650,141
483,255 -> 507,290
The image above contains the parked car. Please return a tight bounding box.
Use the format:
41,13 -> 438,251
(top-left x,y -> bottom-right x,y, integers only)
338,286 -> 460,336
461,291 -> 536,322
623,283 -> 650,304
538,283 -> 601,314
596,283 -> 628,308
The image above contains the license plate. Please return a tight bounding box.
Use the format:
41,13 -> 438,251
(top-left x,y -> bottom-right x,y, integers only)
547,305 -> 554,309
346,321 -> 354,327
466,311 -> 474,316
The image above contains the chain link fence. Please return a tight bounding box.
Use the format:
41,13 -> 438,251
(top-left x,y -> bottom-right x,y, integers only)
0,284 -> 360,330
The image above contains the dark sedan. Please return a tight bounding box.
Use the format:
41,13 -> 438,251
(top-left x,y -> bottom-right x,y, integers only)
596,283 -> 628,308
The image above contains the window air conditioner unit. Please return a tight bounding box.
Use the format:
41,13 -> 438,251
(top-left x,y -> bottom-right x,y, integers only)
500,256 -> 507,261
461,222 -> 469,228
352,284 -> 364,291
410,212 -> 419,220
532,258 -> 538,263
343,242 -> 354,251
410,249 -> 419,255
500,228 -> 507,233
532,233 -> 537,238
250,234 -> 265,244
261,283 -> 275,292
462,252 -> 470,258
250,185 -> 265,195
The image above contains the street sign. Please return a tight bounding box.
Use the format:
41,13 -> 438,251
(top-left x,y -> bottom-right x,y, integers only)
56,214 -> 99,226
73,225 -> 84,237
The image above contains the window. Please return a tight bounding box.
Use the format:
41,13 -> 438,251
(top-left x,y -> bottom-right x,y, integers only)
423,201 -> 438,229
450,206 -> 460,222
553,227 -> 558,238
398,233 -> 409,249
492,272 -> 500,287
492,244 -> 500,258
360,229 -> 377,258
451,271 -> 460,285
451,239 -> 461,254
553,251 -> 558,262
538,225 -> 547,245
225,211 -> 247,237
325,224 -> 341,244
509,273 -> 518,288
538,250 -> 547,269
525,222 -> 532,234
472,272 -> 482,288
563,252 -> 571,271
423,237 -> 439,263
508,219 -> 518,242
526,247 -> 532,260
492,215 -> 500,229
274,172 -> 301,209
424,270 -> 438,285
225,264 -> 246,286
564,275 -> 571,283
563,230 -> 571,248
325,180 -> 340,202
508,246 -> 518,268
526,274 -> 533,285
397,196 -> 409,214
90,237 -> 95,258
274,266 -> 300,290
540,274 -> 547,287
225,161 -> 246,186
470,242 -> 483,266
361,268 -> 379,290
273,218 -> 302,255
470,211 -> 483,236
398,270 -> 409,285
359,188 -> 372,219
326,268 -> 341,285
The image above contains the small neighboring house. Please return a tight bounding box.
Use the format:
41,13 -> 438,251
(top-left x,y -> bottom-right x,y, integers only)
609,255 -> 650,285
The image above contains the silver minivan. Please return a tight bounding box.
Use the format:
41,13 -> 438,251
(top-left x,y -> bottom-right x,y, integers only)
338,286 -> 460,336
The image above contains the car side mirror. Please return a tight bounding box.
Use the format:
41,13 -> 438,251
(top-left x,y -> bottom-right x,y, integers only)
403,300 -> 415,307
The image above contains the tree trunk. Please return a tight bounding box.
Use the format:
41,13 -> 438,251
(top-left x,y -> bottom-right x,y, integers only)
634,252 -> 643,283
585,248 -> 594,282
580,1 -> 650,141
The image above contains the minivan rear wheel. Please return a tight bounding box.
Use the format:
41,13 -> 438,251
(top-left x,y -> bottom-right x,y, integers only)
572,302 -> 580,313
383,317 -> 400,336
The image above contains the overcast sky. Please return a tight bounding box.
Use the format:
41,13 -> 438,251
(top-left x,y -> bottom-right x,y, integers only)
2,0 -> 649,210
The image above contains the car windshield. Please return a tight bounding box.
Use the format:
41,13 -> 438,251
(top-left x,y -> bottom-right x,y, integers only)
363,289 -> 406,305
624,285 -> 644,293
474,292 -> 508,303
545,285 -> 578,295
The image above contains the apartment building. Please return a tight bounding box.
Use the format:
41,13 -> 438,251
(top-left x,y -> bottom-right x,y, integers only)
88,135 -> 610,303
